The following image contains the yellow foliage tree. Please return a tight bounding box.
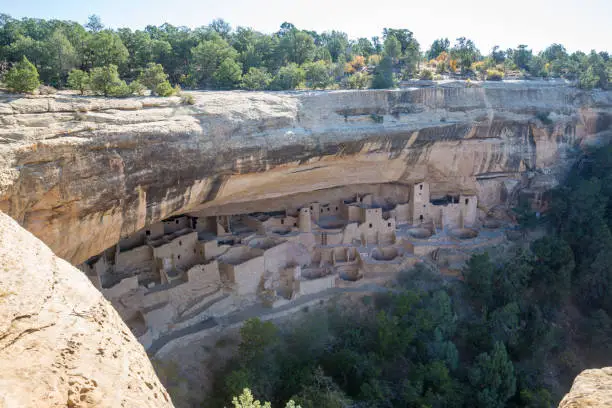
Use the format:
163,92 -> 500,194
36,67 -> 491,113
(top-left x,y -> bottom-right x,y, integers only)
436,51 -> 449,64
345,55 -> 366,74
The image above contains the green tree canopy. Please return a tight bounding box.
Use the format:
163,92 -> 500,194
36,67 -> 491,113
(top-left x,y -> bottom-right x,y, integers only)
451,37 -> 480,73
89,64 -> 128,96
427,38 -> 450,60
241,67 -> 272,90
371,56 -> 395,89
303,60 -> 331,89
213,58 -> 242,89
3,55 -> 40,92
468,342 -> 516,408
189,34 -> 238,87
138,62 -> 173,94
67,68 -> 89,94
270,63 -> 304,90
383,35 -> 401,60
84,30 -> 129,69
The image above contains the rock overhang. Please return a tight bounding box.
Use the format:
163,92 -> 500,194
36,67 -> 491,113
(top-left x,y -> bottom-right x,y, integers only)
0,83 -> 610,264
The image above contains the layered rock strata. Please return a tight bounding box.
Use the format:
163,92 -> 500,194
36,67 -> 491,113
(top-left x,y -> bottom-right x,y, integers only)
0,83 -> 610,265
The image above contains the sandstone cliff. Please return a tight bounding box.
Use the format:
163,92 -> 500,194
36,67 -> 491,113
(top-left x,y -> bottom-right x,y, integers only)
559,367 -> 612,407
0,211 -> 172,408
0,83 -> 610,265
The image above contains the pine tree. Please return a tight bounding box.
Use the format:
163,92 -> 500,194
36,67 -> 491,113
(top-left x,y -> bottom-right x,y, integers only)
3,56 -> 40,93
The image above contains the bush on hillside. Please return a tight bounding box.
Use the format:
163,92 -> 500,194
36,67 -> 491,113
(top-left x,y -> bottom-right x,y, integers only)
38,85 -> 57,95
303,60 -> 331,89
129,80 -> 146,96
270,63 -> 305,90
371,56 -> 395,89
180,93 -> 196,105
90,64 -> 124,96
107,81 -> 133,97
419,69 -> 434,80
155,81 -> 175,96
67,69 -> 90,95
3,56 -> 40,93
486,69 -> 504,81
241,67 -> 272,90
345,72 -> 371,89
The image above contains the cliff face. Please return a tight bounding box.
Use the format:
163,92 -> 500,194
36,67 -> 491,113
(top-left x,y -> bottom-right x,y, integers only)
0,211 -> 172,407
0,84 -> 611,264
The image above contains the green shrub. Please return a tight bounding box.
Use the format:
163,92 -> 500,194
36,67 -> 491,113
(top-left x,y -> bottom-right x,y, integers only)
90,65 -> 123,96
180,93 -> 196,105
486,69 -> 504,81
419,69 -> 434,80
155,80 -> 175,96
303,60 -> 331,89
370,114 -> 384,123
107,81 -> 133,97
38,85 -> 57,95
67,69 -> 90,95
346,72 -> 371,89
129,80 -> 146,96
270,63 -> 305,90
535,111 -> 552,125
578,66 -> 599,89
3,56 -> 40,93
241,67 -> 272,90
213,58 -> 242,89
138,63 -> 169,94
371,56 -> 395,89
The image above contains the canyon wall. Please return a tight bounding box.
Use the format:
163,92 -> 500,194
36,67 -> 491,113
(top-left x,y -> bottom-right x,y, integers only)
0,211 -> 172,407
0,83 -> 611,264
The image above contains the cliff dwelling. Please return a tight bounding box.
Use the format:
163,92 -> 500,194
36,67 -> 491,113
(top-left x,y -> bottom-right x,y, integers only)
78,181 -> 505,349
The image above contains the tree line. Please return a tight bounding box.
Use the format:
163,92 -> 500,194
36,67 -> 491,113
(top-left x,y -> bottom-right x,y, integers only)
0,14 -> 610,95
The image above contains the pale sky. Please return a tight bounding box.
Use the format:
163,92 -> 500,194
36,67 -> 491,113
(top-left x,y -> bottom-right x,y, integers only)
1,0 -> 610,53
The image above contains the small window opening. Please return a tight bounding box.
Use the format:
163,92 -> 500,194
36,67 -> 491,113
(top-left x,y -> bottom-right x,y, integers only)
177,255 -> 181,260
419,215 -> 423,221
420,185 -> 423,191
193,248 -> 196,254
388,222 -> 392,227
369,223 -> 373,228
465,198 -> 469,205
310,206 -> 313,210
321,208 -> 323,213
179,240 -> 182,246
335,206 -> 338,211
294,222 -> 297,227
146,230 -> 151,236
176,220 -> 179,224
281,219 -> 284,225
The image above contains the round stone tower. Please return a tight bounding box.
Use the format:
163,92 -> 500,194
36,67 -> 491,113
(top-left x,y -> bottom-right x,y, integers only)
298,207 -> 312,233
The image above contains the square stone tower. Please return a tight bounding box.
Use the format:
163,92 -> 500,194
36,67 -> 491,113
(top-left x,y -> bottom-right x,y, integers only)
410,182 -> 430,224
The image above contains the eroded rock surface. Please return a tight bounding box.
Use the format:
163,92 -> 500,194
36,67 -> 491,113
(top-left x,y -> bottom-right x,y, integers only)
0,84 -> 611,265
559,367 -> 612,407
0,211 -> 172,408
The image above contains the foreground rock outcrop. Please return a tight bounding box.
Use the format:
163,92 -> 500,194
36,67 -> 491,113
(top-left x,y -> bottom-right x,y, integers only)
0,84 -> 611,266
0,212 -> 172,407
559,367 -> 612,407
